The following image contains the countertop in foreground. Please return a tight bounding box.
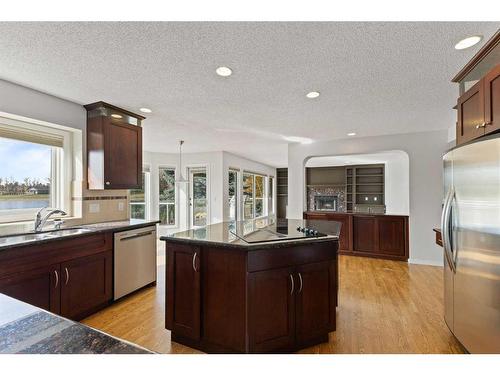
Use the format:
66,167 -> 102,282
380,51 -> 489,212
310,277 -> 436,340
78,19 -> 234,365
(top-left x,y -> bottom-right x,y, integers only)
0,293 -> 153,354
161,217 -> 340,250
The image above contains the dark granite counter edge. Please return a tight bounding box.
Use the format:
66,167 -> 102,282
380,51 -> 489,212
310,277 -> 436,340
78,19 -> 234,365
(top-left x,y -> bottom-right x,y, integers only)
304,211 -> 409,217
160,235 -> 339,250
0,220 -> 161,252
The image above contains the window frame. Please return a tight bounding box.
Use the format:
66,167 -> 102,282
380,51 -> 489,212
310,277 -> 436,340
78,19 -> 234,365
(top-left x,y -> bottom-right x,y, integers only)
242,171 -> 269,220
228,169 -> 239,221
0,114 -> 74,224
158,165 -> 177,227
129,166 -> 150,221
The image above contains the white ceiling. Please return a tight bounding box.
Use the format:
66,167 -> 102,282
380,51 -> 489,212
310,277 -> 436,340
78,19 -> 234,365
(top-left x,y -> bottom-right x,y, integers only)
0,22 -> 498,167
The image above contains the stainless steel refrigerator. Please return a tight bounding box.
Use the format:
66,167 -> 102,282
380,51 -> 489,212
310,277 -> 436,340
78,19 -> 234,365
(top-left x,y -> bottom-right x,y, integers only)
442,134 -> 500,353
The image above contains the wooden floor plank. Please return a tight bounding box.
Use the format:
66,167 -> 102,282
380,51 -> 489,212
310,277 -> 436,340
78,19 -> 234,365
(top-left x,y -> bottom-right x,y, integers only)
82,254 -> 464,354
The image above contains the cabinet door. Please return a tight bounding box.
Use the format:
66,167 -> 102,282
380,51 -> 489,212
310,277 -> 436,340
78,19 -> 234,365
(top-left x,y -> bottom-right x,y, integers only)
456,80 -> 485,145
0,265 -> 60,314
377,216 -> 407,257
352,215 -> 377,253
332,214 -> 351,252
166,244 -> 201,340
60,251 -> 112,320
295,261 -> 336,345
484,64 -> 500,135
248,267 -> 295,352
104,120 -> 142,189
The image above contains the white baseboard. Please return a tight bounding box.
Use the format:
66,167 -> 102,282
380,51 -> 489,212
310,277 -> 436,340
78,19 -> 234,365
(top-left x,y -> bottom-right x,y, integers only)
408,258 -> 443,267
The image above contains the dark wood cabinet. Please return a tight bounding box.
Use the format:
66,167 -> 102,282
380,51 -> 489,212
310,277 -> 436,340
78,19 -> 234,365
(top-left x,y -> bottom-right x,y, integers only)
352,215 -> 377,253
166,243 -> 201,340
304,212 -> 409,261
484,64 -> 500,135
295,261 -> 336,344
85,101 -> 144,190
248,267 -> 295,352
0,233 -> 113,321
164,240 -> 338,353
456,64 -> 500,146
60,251 -> 112,321
377,216 -> 406,256
0,264 -> 60,314
457,80 -> 485,145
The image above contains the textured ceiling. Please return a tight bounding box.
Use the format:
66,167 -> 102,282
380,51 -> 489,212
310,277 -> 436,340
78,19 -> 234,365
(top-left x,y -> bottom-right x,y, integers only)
0,22 -> 498,167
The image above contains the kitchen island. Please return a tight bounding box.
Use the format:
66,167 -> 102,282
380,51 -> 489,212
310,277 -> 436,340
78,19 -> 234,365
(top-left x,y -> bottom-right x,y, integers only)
160,218 -> 340,353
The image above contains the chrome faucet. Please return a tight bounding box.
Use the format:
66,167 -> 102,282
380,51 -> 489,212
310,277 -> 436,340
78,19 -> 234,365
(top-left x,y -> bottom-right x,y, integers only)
34,208 -> 67,232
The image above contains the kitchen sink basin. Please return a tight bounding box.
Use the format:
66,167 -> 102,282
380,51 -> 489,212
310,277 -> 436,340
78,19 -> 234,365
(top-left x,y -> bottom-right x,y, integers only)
0,227 -> 93,247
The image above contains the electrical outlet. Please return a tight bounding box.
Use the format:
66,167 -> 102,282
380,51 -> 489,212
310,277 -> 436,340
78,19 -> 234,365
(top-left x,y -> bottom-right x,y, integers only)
118,202 -> 125,211
89,203 -> 100,213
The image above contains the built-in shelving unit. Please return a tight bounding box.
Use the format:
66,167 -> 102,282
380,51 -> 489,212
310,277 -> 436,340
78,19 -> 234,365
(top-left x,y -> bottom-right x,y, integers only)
277,168 -> 288,218
346,164 -> 385,211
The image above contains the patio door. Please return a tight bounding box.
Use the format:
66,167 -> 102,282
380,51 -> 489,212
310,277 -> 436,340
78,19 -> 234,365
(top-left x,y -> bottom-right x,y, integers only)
189,167 -> 208,228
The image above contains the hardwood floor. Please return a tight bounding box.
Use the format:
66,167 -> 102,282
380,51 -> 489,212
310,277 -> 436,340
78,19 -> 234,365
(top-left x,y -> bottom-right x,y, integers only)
82,252 -> 464,354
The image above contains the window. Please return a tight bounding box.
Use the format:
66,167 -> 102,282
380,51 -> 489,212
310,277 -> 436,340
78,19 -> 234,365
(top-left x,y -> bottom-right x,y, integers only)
268,176 -> 274,214
190,168 -> 208,228
243,173 -> 254,220
130,170 -> 150,220
255,175 -> 265,218
242,172 -> 267,220
0,137 -> 56,223
228,170 -> 238,220
159,167 -> 175,225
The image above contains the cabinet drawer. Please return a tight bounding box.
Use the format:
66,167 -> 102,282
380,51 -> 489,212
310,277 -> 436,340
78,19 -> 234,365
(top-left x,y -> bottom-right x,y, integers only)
247,241 -> 337,273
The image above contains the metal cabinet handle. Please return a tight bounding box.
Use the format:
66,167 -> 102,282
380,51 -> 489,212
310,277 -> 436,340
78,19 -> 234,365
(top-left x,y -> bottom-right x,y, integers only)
54,270 -> 59,289
105,181 -> 111,185
476,122 -> 487,129
289,274 -> 294,295
64,267 -> 69,285
298,272 -> 303,293
192,252 -> 198,272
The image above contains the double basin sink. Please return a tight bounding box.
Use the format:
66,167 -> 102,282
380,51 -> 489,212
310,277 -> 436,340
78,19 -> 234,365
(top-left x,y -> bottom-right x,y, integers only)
0,228 -> 93,247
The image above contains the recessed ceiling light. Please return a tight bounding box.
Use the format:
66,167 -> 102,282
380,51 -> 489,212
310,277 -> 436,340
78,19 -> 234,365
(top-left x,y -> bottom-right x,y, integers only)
347,132 -> 356,136
454,35 -> 482,50
306,91 -> 320,99
111,114 -> 122,119
216,66 -> 233,77
283,136 -> 313,144
139,107 -> 152,113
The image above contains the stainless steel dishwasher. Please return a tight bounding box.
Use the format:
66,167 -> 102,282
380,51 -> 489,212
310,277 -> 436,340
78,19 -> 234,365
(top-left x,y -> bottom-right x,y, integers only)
114,226 -> 157,300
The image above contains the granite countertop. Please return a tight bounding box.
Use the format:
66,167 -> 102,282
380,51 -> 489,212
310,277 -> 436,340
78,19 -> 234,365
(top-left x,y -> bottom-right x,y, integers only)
0,293 -> 153,354
161,217 -> 340,250
0,219 -> 160,251
304,210 -> 409,217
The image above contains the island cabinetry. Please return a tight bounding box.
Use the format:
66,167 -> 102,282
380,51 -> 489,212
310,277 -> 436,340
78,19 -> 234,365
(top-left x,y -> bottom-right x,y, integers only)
0,233 -> 113,320
166,243 -> 201,340
164,240 -> 338,353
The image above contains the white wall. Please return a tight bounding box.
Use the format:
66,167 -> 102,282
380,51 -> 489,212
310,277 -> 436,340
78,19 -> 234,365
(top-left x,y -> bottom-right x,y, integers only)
0,79 -> 85,131
222,152 -> 277,221
288,130 -> 448,266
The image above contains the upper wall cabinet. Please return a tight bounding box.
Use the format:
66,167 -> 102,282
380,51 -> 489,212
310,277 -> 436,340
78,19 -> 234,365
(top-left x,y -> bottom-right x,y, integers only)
84,102 -> 145,190
454,31 -> 500,146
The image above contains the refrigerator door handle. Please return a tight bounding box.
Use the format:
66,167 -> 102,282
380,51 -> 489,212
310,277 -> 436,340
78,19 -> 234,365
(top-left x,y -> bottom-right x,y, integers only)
442,187 -> 456,273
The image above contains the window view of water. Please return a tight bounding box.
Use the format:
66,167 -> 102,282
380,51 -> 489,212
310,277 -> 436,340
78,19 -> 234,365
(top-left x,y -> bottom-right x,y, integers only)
0,199 -> 50,210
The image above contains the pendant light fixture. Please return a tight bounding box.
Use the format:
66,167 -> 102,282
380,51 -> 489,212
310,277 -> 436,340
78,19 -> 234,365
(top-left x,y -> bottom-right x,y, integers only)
175,140 -> 189,184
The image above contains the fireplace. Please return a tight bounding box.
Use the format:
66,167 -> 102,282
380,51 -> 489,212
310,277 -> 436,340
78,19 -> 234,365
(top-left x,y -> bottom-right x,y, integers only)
314,195 -> 338,211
